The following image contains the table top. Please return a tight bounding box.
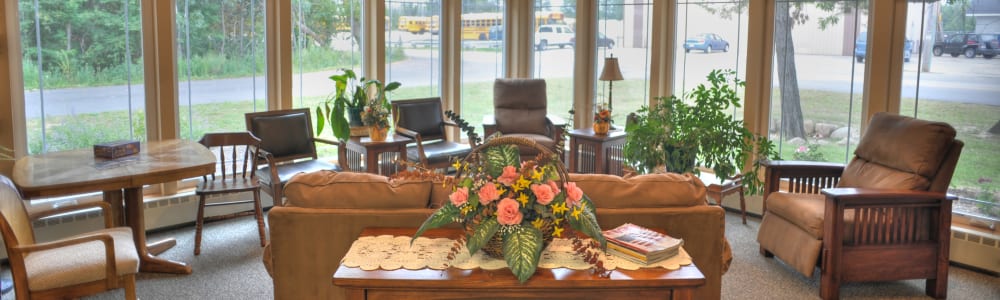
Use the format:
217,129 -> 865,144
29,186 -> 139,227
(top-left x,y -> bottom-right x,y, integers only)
12,139 -> 216,199
333,227 -> 705,290
569,127 -> 626,140
349,134 -> 412,146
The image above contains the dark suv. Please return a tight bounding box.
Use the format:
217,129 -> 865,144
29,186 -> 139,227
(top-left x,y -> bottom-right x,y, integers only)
933,33 -> 987,58
979,33 -> 999,59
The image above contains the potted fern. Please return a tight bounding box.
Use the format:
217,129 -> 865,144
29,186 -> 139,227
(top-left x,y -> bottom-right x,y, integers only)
623,69 -> 776,195
316,69 -> 401,141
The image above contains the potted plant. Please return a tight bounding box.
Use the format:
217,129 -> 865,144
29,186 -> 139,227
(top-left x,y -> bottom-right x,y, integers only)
316,69 -> 401,141
623,69 -> 777,195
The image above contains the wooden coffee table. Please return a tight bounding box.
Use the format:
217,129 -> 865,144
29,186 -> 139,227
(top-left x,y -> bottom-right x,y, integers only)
332,227 -> 705,300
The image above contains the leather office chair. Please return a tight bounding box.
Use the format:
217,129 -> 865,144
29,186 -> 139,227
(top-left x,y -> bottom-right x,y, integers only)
391,97 -> 476,172
0,175 -> 139,300
483,78 -> 566,160
245,108 -> 342,206
756,112 -> 963,299
194,132 -> 267,255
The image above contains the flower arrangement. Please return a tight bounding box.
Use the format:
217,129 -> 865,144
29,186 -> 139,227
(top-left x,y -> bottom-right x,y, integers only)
594,103 -> 611,124
360,98 -> 391,129
413,137 -> 606,283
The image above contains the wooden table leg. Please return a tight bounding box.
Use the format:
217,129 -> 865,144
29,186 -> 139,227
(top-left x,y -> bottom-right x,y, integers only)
124,187 -> 192,274
102,190 -> 125,226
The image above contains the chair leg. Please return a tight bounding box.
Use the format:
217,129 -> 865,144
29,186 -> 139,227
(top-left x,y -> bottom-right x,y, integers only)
820,272 -> 840,300
253,189 -> 267,247
123,274 -> 137,300
194,194 -> 206,255
926,265 -> 949,298
738,188 -> 747,225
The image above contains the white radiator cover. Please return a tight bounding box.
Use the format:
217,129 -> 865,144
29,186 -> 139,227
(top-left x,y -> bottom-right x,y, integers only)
950,225 -> 1000,274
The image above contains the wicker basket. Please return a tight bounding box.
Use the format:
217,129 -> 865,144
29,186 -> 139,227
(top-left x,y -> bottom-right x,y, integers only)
457,136 -> 568,259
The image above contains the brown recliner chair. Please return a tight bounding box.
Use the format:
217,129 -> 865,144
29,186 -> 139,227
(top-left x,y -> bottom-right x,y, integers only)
483,78 -> 566,159
757,112 -> 963,299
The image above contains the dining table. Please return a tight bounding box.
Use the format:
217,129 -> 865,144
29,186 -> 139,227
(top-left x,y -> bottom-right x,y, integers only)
11,139 -> 216,274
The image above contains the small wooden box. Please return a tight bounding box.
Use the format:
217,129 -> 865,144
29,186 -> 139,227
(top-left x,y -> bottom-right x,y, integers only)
94,140 -> 140,159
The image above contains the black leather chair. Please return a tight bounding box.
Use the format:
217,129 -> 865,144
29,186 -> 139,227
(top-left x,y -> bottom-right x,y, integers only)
245,108 -> 341,206
483,78 -> 565,160
392,97 -> 476,172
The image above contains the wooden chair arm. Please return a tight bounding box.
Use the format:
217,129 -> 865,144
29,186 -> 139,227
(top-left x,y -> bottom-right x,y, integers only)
822,188 -> 955,206
443,120 -> 459,127
313,137 -> 342,147
762,160 -> 845,213
256,149 -> 282,187
15,233 -> 120,287
395,126 -> 428,167
31,201 -> 114,229
763,160 -> 845,177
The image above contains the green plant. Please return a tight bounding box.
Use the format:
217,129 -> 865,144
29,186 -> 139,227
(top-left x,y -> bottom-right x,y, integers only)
315,69 -> 400,140
623,69 -> 778,195
791,143 -> 826,161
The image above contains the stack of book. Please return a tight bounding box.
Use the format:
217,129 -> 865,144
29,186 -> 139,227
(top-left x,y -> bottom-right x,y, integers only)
602,223 -> 684,265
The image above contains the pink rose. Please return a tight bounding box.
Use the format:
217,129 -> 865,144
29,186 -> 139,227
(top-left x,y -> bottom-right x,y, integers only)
546,180 -> 561,195
449,187 -> 469,207
478,184 -> 500,205
531,183 -> 556,205
497,166 -> 519,186
564,182 -> 584,207
496,198 -> 523,225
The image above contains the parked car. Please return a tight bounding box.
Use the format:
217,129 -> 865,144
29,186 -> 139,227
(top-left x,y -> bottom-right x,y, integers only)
979,33 -> 999,59
488,25 -> 503,41
596,32 -> 615,49
933,33 -> 983,58
535,24 -> 575,50
683,33 -> 729,53
854,31 -> 912,63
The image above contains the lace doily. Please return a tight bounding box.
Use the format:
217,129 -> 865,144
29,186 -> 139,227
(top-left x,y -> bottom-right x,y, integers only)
341,235 -> 692,271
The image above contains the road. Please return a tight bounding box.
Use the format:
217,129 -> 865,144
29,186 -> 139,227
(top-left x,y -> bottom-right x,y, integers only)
23,44 -> 999,118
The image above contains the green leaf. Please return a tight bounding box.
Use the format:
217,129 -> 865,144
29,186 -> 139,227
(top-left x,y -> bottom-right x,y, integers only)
483,144 -> 520,178
566,196 -> 606,249
502,226 -> 543,283
466,218 -> 499,255
412,204 -> 459,245
315,105 -> 326,135
330,100 -> 350,141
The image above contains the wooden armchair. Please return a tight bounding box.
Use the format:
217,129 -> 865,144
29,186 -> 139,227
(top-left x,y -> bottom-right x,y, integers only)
0,175 -> 139,299
245,108 -> 342,206
483,78 -> 566,160
756,112 -> 963,299
391,97 -> 476,172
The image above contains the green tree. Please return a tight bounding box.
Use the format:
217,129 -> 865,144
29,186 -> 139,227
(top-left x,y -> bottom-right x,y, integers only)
941,0 -> 974,33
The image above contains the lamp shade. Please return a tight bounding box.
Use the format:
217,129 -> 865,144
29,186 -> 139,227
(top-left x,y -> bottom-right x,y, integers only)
599,57 -> 624,81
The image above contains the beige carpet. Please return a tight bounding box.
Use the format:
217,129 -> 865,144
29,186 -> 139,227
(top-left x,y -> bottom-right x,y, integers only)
0,210 -> 996,299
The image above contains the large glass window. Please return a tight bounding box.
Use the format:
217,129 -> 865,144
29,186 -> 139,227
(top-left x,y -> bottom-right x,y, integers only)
20,0 -> 145,153
177,0 -> 267,140
770,1 -> 867,164
533,2 -> 576,119
902,0 -> 1000,220
460,0 -> 505,135
387,0 -> 442,99
292,0 -> 361,110
598,0 -> 652,125
674,0 -> 748,109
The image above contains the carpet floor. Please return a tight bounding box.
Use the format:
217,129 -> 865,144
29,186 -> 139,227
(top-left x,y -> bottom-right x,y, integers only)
1,210 -> 997,299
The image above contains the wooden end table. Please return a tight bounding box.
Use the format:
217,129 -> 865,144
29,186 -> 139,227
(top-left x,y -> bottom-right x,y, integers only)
339,134 -> 411,175
333,227 -> 705,300
568,127 -> 626,176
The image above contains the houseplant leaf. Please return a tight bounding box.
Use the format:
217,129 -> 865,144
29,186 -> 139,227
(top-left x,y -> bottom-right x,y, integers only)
483,144 -> 520,178
502,225 -> 543,283
466,218 -> 499,255
411,204 -> 459,245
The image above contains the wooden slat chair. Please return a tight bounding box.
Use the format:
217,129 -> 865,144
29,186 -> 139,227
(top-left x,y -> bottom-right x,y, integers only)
0,175 -> 138,300
756,112 -> 963,299
194,131 -> 267,255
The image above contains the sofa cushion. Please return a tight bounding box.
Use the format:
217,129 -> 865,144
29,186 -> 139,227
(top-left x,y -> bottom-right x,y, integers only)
569,173 -> 708,208
283,170 -> 432,209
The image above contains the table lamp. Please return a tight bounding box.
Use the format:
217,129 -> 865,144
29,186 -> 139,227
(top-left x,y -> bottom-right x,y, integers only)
599,55 -> 624,112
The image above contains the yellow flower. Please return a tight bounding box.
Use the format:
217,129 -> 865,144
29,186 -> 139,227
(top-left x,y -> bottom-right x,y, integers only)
513,176 -> 531,192
551,202 -> 568,215
530,168 -> 543,181
531,218 -> 545,229
552,225 -> 564,237
452,161 -> 462,171
517,193 -> 530,206
571,207 -> 583,220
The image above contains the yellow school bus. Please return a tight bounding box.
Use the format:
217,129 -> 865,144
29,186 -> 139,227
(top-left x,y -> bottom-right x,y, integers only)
461,13 -> 502,40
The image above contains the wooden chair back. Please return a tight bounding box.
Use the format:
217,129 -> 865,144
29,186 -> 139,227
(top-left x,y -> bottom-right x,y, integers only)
198,131 -> 262,185
0,175 -> 34,254
244,108 -> 318,164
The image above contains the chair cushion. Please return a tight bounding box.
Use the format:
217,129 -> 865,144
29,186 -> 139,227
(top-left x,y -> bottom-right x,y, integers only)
24,227 -> 139,291
494,79 -> 549,136
250,112 -> 314,159
847,112 -> 956,181
258,159 -> 341,186
282,170 -> 433,209
766,192 -> 858,240
569,173 -> 708,208
406,141 -> 472,167
839,157 -> 931,191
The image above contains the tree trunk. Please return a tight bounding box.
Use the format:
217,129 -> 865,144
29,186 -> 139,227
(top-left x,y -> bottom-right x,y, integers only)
773,2 -> 806,140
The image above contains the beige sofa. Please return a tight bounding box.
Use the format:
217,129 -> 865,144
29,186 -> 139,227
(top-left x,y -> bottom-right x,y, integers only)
264,170 -> 731,300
